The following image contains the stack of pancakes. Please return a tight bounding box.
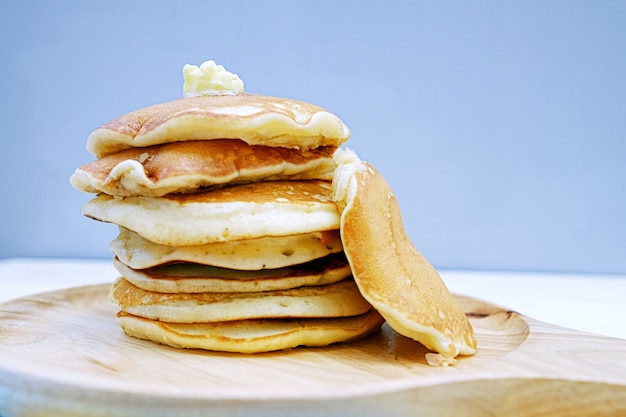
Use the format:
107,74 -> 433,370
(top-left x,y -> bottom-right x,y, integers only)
70,92 -> 385,353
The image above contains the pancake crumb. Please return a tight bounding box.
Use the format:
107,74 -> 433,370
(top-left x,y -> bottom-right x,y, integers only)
425,353 -> 457,367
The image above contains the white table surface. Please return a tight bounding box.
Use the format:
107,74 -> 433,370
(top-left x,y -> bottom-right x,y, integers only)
1,257 -> 625,340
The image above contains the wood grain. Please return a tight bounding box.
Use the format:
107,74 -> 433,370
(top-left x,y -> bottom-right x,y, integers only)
0,284 -> 625,417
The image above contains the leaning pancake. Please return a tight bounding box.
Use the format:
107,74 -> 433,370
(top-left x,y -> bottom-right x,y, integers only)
115,309 -> 384,353
333,149 -> 477,358
111,227 -> 343,270
70,139 -> 338,197
83,180 -> 340,246
113,253 -> 351,293
86,94 -> 350,158
110,277 -> 372,322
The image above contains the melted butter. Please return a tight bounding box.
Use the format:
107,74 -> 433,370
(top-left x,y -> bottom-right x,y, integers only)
183,60 -> 244,97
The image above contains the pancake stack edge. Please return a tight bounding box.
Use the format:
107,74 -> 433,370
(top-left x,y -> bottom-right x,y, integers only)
70,92 -> 384,353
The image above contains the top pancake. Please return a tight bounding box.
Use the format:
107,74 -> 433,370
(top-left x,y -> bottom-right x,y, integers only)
86,94 -> 350,157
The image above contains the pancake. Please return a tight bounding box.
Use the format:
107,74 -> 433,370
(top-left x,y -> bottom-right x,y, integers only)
113,253 -> 351,293
70,139 -> 338,197
83,180 -> 340,246
111,227 -> 344,270
332,149 -> 477,358
115,309 -> 384,353
86,94 -> 350,157
110,277 -> 372,323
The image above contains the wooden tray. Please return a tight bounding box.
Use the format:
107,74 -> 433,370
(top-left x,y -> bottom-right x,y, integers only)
1,283 -> 625,417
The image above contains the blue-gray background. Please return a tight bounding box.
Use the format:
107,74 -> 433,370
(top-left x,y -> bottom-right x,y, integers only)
1,1 -> 624,274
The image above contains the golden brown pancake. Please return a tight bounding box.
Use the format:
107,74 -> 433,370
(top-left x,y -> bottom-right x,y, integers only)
110,277 -> 372,323
113,253 -> 351,293
332,149 -> 477,358
86,94 -> 350,157
70,139 -> 338,197
115,309 -> 384,353
83,180 -> 340,246
111,227 -> 344,270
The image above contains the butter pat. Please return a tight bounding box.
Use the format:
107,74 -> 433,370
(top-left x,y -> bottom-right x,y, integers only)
183,60 -> 244,97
